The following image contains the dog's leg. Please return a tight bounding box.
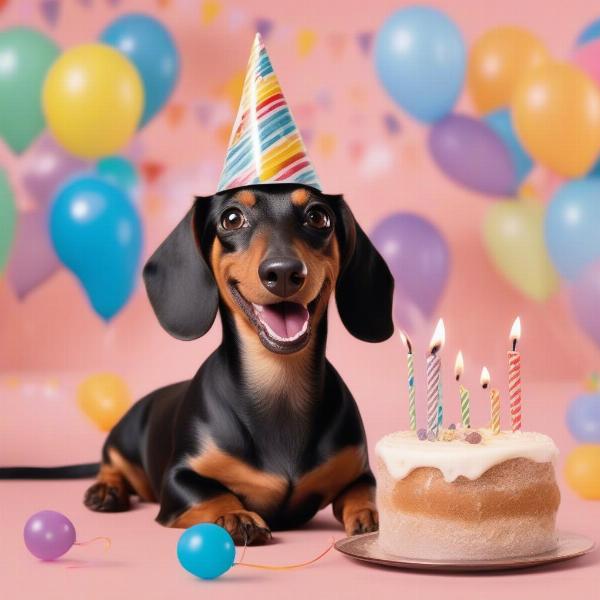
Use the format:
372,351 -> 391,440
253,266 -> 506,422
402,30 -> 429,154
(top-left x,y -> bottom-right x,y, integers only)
84,461 -> 131,512
332,474 -> 378,536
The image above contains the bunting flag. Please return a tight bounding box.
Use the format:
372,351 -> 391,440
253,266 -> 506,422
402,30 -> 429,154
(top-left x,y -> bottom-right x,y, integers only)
383,112 -> 401,135
297,29 -> 317,57
165,103 -> 185,128
255,17 -> 273,40
140,161 -> 165,184
40,0 -> 60,26
200,0 -> 221,25
356,31 -> 374,55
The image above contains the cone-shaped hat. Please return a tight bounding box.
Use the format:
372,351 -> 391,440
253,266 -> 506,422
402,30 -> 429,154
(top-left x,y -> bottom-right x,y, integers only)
217,34 -> 321,192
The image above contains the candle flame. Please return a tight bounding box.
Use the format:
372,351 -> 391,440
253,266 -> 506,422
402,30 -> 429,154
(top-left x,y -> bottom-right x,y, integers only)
480,366 -> 490,389
429,318 -> 445,354
454,351 -> 464,380
510,317 -> 521,346
398,330 -> 412,354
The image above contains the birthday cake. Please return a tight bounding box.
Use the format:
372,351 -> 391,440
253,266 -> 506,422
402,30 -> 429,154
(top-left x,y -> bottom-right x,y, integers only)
375,428 -> 560,560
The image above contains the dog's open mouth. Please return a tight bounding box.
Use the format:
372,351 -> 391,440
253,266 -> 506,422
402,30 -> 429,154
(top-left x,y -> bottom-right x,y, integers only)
229,284 -> 314,354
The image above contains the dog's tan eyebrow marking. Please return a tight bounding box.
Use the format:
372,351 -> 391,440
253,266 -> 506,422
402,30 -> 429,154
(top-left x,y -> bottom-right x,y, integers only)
235,190 -> 256,207
291,188 -> 310,206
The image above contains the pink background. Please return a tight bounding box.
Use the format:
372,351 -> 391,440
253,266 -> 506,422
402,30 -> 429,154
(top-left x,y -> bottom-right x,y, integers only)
0,0 -> 599,598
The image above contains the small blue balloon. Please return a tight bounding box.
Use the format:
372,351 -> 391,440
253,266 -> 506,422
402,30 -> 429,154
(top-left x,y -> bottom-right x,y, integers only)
586,154 -> 600,177
576,18 -> 600,46
374,6 -> 466,123
97,156 -> 139,195
50,175 -> 143,320
567,393 -> 600,443
177,524 -> 235,580
484,109 -> 533,188
101,13 -> 180,126
544,178 -> 600,280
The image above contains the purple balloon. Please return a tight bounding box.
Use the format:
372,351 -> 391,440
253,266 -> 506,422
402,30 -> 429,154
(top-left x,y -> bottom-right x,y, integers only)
7,209 -> 60,299
21,134 -> 89,209
570,260 -> 600,348
23,510 -> 76,561
371,213 -> 450,318
429,114 -> 516,197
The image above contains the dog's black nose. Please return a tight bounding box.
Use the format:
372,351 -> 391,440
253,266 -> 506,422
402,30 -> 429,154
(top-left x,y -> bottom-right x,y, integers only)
259,257 -> 306,297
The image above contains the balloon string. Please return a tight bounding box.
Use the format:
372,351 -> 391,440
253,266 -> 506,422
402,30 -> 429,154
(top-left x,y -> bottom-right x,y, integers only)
235,538 -> 335,571
74,537 -> 112,551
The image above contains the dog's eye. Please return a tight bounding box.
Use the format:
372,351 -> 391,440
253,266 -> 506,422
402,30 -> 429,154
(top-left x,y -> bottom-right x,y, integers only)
221,208 -> 247,230
305,207 -> 331,230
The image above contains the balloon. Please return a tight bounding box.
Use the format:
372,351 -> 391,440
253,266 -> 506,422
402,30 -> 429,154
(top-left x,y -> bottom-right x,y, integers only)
576,18 -> 600,46
101,14 -> 180,127
567,392 -> 600,443
467,26 -> 549,114
429,114 -> 516,196
512,62 -> 600,177
50,175 -> 143,320
545,179 -> 600,280
0,169 -> 16,273
96,156 -> 139,195
21,133 -> 89,209
570,261 -> 600,348
77,373 -> 132,432
484,109 -> 533,186
565,445 -> 600,500
0,27 -> 60,153
7,209 -> 60,299
392,287 -> 428,334
374,6 -> 465,123
43,44 -> 143,159
23,510 -> 76,560
483,200 -> 559,301
371,214 -> 450,317
177,523 -> 235,580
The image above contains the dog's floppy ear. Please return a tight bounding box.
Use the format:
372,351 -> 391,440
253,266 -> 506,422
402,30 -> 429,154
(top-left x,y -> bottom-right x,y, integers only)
143,199 -> 218,340
332,195 -> 395,342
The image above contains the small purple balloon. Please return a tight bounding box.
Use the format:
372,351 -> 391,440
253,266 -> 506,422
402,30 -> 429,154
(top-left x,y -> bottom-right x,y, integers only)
429,114 -> 516,197
570,260 -> 600,349
21,134 -> 89,209
24,510 -> 76,560
371,213 -> 450,319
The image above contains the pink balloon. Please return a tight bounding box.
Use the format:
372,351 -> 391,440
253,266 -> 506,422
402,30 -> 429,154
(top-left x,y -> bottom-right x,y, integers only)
573,38 -> 600,88
570,260 -> 600,348
7,209 -> 60,299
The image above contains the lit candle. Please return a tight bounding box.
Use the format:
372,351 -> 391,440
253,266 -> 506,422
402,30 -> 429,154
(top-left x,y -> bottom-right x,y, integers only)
455,351 -> 470,428
426,319 -> 445,440
481,366 -> 500,434
399,331 -> 416,431
508,317 -> 522,432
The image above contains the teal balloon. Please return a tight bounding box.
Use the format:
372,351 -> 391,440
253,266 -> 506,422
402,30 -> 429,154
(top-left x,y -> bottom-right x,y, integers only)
374,6 -> 465,123
97,156 -> 139,195
50,175 -> 143,320
100,14 -> 180,126
484,109 -> 533,187
177,524 -> 235,580
0,27 -> 60,153
545,178 -> 600,280
576,18 -> 600,46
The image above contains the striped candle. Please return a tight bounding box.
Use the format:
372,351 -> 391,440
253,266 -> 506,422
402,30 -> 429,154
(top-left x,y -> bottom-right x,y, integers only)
508,317 -> 522,432
427,352 -> 441,438
459,384 -> 470,428
400,331 -> 417,431
490,388 -> 501,434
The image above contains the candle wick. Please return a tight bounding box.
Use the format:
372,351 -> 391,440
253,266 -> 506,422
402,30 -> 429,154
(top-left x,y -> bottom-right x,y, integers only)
430,345 -> 439,356
455,374 -> 460,382
512,339 -> 517,352
482,383 -> 489,390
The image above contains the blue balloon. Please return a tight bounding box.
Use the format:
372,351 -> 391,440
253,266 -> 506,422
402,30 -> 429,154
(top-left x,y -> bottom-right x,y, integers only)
101,13 -> 180,126
177,524 -> 235,580
576,18 -> 600,46
97,156 -> 139,195
484,109 -> 533,187
587,154 -> 600,177
567,393 -> 600,443
50,176 -> 143,320
545,178 -> 600,280
374,6 -> 465,123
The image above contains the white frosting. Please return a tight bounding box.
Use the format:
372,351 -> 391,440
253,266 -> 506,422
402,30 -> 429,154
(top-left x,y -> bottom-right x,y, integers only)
375,429 -> 558,483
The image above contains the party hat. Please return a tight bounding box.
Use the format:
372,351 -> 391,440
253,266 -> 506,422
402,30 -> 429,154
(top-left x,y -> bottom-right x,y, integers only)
217,34 -> 321,192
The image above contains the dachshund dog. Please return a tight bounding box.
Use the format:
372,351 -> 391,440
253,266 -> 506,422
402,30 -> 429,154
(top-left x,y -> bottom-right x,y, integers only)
81,184 -> 394,544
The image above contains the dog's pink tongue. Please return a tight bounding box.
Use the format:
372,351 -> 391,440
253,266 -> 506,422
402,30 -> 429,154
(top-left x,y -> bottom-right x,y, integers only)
260,302 -> 308,338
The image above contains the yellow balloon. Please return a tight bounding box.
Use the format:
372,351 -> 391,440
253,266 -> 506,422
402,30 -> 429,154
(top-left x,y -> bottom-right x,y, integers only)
43,44 -> 143,159
512,62 -> 600,177
483,199 -> 560,302
565,445 -> 600,500
77,373 -> 132,432
468,26 -> 550,114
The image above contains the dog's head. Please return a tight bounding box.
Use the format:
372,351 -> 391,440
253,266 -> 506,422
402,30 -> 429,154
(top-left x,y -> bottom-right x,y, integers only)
143,185 -> 394,354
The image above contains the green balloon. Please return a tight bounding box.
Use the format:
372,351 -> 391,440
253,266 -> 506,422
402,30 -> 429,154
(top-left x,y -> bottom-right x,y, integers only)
0,27 -> 60,154
0,169 -> 16,272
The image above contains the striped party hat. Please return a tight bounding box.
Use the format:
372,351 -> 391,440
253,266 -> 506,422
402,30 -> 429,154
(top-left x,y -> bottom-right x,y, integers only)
216,33 -> 321,192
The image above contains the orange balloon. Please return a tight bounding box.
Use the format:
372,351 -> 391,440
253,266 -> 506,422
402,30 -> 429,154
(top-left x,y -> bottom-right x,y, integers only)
468,26 -> 550,114
77,373 -> 132,432
565,445 -> 600,500
512,62 -> 600,177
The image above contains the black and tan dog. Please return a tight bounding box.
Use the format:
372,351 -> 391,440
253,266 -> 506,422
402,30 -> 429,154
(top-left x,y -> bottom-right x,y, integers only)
5,184 -> 394,545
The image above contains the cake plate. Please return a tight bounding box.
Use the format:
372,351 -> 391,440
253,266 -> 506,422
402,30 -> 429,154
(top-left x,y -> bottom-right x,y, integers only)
335,531 -> 595,572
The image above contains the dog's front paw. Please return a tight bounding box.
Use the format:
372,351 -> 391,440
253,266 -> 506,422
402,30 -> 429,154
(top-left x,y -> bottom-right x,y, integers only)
84,481 -> 130,512
344,507 -> 379,536
216,510 -> 272,545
